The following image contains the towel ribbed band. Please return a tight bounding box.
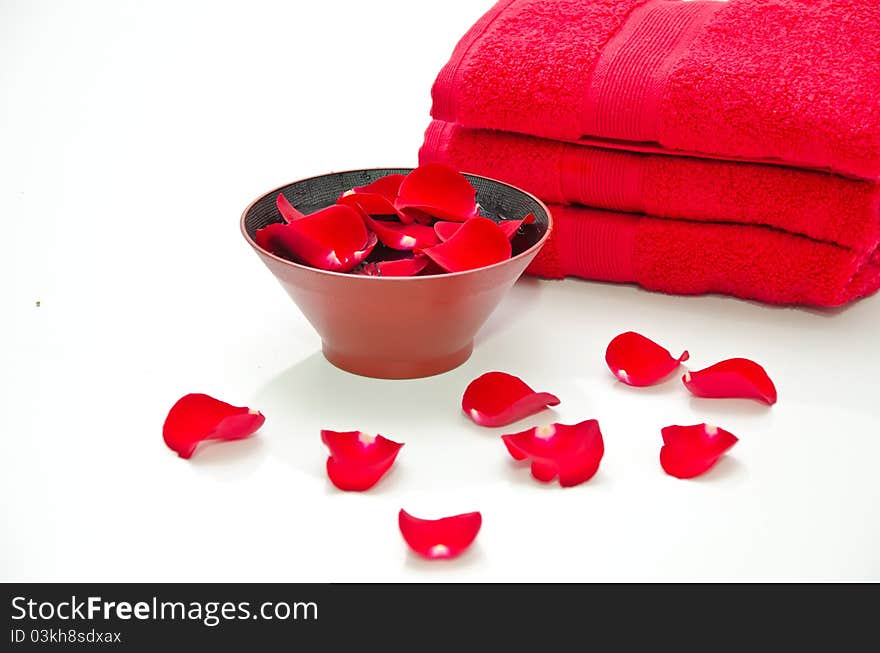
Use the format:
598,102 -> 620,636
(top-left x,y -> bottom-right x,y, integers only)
560,145 -> 646,213
583,0 -> 724,142
420,120 -> 453,166
557,209 -> 639,283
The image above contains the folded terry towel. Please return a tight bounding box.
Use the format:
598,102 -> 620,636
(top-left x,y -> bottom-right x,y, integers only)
431,0 -> 880,179
526,205 -> 880,307
420,120 -> 880,251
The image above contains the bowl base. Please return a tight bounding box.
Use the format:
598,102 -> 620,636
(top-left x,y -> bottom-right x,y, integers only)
322,342 -> 473,380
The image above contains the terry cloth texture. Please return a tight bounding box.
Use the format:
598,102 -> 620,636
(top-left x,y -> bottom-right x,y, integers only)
431,0 -> 880,179
526,205 -> 880,307
420,120 -> 880,252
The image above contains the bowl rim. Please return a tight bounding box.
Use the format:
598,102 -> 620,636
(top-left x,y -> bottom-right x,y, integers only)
240,167 -> 553,281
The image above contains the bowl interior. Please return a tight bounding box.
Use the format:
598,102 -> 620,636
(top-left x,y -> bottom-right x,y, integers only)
243,168 -> 549,261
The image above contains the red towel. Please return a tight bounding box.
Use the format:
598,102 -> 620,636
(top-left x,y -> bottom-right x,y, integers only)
420,120 -> 880,252
431,0 -> 880,179
528,205 -> 880,307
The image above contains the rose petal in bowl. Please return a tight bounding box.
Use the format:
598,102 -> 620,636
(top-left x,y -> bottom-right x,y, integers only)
409,209 -> 436,225
360,256 -> 430,277
501,420 -> 605,487
660,423 -> 739,479
462,371 -> 560,427
337,192 -> 399,217
393,207 -> 436,226
255,204 -> 377,272
349,174 -> 405,202
417,259 -> 448,276
398,509 -> 482,560
394,163 -> 479,222
362,214 -> 439,251
682,358 -> 777,405
321,429 -> 404,491
163,393 -> 265,459
435,214 -> 535,243
420,217 -> 511,272
276,193 -> 305,222
498,214 -> 536,239
605,331 -> 689,387
433,221 -> 461,242
338,179 -> 423,224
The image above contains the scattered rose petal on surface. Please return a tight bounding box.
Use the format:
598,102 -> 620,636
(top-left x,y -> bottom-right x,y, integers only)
462,371 -> 560,427
501,420 -> 605,487
398,509 -> 482,560
255,204 -> 378,272
660,423 -> 739,479
361,214 -> 439,251
394,163 -> 479,221
498,214 -> 536,240
163,393 -> 265,459
605,331 -> 689,386
276,193 -> 305,223
682,358 -> 777,405
433,220 -> 461,242
321,430 -> 404,491
360,256 -> 430,277
420,217 -> 512,272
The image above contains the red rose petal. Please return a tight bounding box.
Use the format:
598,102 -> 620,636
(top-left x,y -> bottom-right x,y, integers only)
361,214 -> 439,251
350,174 -> 405,202
605,331 -> 689,387
163,393 -> 264,459
462,371 -> 560,427
394,163 -> 479,222
434,214 -> 535,243
434,221 -> 461,242
276,193 -> 305,223
337,192 -> 399,217
337,175 -> 422,224
501,420 -> 605,487
255,204 -> 377,272
529,459 -> 559,483
410,210 -> 436,225
321,430 -> 404,491
388,207 -> 437,225
418,259 -> 448,276
660,423 -> 739,479
682,358 -> 777,404
420,218 -> 511,272
398,509 -> 482,560
360,256 -> 430,277
498,214 -> 536,239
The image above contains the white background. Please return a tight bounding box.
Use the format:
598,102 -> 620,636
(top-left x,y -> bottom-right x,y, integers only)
2,0 -> 878,582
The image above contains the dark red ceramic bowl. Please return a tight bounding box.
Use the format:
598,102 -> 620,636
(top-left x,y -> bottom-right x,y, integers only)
241,168 -> 552,379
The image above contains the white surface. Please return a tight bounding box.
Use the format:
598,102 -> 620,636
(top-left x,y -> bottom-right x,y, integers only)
2,0 -> 878,583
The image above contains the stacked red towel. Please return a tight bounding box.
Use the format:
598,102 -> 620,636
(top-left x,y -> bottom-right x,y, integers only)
420,0 -> 880,306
